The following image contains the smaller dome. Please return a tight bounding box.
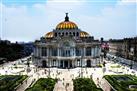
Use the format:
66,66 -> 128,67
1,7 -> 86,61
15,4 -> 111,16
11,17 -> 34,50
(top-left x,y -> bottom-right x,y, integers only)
45,32 -> 53,38
80,31 -> 89,37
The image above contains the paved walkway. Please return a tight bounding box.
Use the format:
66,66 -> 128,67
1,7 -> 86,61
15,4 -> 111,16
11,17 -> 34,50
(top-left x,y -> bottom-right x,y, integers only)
53,69 -> 74,91
53,80 -> 65,91
16,77 -> 33,91
1,56 -> 137,91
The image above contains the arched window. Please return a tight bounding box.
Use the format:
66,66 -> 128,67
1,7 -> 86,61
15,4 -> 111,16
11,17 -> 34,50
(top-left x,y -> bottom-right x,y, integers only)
87,60 -> 91,67
76,32 -> 79,37
69,32 -> 72,35
42,47 -> 47,56
62,32 -> 64,36
86,47 -> 91,56
66,32 -> 68,36
55,33 -> 57,37
53,60 -> 56,67
58,32 -> 61,36
77,59 -> 80,66
73,32 -> 75,36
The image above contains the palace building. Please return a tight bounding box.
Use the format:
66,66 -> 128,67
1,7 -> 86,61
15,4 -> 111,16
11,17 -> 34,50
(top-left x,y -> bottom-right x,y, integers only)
32,13 -> 101,68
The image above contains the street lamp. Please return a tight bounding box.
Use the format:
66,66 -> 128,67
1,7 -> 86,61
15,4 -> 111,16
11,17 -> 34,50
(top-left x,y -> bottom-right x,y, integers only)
100,52 -> 104,64
129,48 -> 134,69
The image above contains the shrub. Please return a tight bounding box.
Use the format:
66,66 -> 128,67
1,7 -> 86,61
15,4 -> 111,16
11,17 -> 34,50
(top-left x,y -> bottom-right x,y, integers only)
73,78 -> 103,91
104,75 -> 137,91
26,78 -> 56,91
0,75 -> 27,91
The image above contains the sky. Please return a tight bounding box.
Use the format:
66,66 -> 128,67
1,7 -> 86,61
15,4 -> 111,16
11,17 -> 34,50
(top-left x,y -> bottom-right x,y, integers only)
0,0 -> 137,42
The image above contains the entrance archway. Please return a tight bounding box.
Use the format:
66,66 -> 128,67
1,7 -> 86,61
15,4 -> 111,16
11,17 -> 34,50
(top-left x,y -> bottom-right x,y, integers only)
42,60 -> 47,67
64,61 -> 68,68
59,60 -> 72,68
87,60 -> 91,67
60,60 -> 63,68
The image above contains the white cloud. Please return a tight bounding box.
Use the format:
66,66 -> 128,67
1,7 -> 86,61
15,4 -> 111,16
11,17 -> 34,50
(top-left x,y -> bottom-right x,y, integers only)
76,1 -> 136,39
0,0 -> 136,42
120,0 -> 137,3
47,0 -> 86,3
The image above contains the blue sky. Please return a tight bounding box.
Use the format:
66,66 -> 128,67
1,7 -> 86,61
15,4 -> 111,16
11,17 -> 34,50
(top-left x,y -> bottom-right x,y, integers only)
0,0 -> 136,42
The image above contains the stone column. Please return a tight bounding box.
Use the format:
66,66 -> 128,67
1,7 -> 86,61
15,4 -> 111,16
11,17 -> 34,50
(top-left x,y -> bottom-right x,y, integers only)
84,47 -> 86,56
38,47 -> 40,57
47,47 -> 49,57
72,60 -> 74,68
48,59 -> 50,67
36,47 -> 38,56
91,47 -> 92,56
58,59 -> 60,67
58,48 -> 60,56
81,59 -> 82,67
39,47 -> 41,57
74,47 -> 76,56
34,47 -> 36,56
93,47 -> 95,57
75,60 -> 77,67
63,61 -> 64,68
68,60 -> 70,68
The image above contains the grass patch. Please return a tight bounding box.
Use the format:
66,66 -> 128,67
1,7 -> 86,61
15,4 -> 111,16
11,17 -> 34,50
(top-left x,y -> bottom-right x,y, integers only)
110,65 -> 121,68
73,78 -> 103,91
104,75 -> 137,91
26,78 -> 57,91
0,75 -> 27,91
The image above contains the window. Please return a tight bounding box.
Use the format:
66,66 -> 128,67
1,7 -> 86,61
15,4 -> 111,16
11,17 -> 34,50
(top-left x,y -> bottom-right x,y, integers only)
62,32 -> 64,36
58,32 -> 61,36
77,59 -> 80,66
53,60 -> 56,67
42,47 -> 47,56
55,33 -> 57,37
86,47 -> 91,56
52,48 -> 57,56
76,32 -> 79,36
66,32 -> 68,36
73,32 -> 75,36
76,48 -> 81,56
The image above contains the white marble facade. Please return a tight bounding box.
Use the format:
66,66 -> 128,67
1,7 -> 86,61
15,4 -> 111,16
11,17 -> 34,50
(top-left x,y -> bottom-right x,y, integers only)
32,13 -> 101,68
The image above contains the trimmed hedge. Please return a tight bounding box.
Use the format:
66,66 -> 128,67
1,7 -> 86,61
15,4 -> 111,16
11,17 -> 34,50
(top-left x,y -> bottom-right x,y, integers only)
26,78 -> 57,91
104,75 -> 137,91
0,75 -> 27,91
73,78 -> 103,91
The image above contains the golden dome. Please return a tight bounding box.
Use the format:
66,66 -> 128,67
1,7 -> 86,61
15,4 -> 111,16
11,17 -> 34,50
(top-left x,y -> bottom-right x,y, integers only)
80,31 -> 89,37
56,21 -> 78,30
56,13 -> 78,30
45,32 -> 53,38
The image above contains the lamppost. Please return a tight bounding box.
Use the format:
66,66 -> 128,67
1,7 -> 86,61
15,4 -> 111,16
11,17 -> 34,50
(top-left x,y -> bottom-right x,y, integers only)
26,57 -> 31,74
100,52 -> 104,64
129,48 -> 134,69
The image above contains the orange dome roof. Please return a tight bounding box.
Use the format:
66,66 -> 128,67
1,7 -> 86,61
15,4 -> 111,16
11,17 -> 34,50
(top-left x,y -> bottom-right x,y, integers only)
80,31 -> 89,37
56,13 -> 78,30
45,32 -> 53,38
56,21 -> 78,30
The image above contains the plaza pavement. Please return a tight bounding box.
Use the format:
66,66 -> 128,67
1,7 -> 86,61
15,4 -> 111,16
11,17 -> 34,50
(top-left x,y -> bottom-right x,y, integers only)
0,57 -> 137,91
